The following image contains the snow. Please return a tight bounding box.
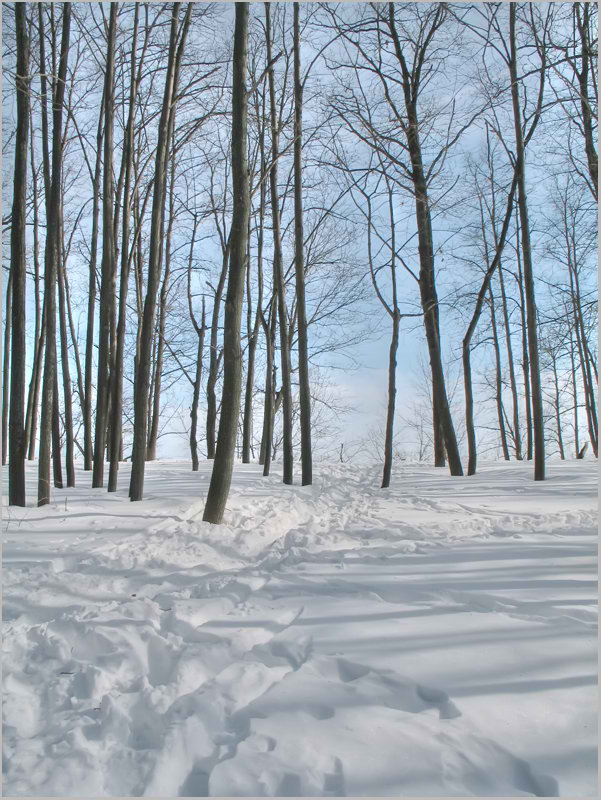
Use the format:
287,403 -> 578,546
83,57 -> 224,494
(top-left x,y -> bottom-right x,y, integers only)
2,459 -> 597,797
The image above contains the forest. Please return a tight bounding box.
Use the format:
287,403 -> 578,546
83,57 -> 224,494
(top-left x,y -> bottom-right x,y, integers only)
2,4 -> 598,797
2,1 -> 598,517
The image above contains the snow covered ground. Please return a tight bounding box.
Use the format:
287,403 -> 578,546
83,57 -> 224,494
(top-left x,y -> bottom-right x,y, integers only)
2,459 -> 597,797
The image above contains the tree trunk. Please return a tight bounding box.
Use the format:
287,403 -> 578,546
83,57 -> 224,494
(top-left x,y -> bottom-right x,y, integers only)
206,242 -> 230,459
52,373 -> 63,489
570,324 -> 579,457
574,3 -> 598,202
489,287 -> 510,461
515,233 -> 533,461
147,151 -> 176,461
3,271 -> 12,467
83,91 -> 105,471
38,3 -> 71,506
130,3 -> 191,501
551,351 -> 565,459
381,311 -> 400,488
432,406 -> 445,467
260,302 -> 276,472
462,174 -> 517,475
8,2 -> 29,506
92,2 -> 118,488
57,206 -> 75,487
203,2 -> 250,524
190,299 -> 206,472
509,4 -> 545,480
498,262 -> 522,459
108,6 -> 139,491
265,2 -> 293,485
242,210 -> 262,463
24,105 -> 42,460
293,2 -> 312,485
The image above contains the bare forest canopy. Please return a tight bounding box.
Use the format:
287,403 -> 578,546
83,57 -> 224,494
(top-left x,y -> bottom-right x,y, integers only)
2,2 -> 598,516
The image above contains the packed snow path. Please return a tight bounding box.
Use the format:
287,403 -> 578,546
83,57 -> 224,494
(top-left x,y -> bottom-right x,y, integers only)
2,460 -> 597,797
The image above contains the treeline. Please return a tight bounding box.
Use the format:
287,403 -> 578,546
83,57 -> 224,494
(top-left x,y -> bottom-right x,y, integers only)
2,2 -> 597,516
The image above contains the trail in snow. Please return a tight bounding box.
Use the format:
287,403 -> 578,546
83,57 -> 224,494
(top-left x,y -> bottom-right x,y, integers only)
2,459 -> 597,796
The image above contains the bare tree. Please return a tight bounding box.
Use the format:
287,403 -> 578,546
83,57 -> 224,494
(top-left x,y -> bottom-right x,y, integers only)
37,3 -> 71,507
293,2 -> 312,485
203,2 -> 250,524
8,2 -> 29,506
129,3 -> 192,501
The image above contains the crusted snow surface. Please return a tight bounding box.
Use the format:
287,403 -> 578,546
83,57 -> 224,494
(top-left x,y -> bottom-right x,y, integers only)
2,459 -> 597,796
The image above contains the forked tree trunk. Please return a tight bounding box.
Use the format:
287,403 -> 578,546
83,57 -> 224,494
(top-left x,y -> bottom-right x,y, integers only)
265,2 -> 293,485
203,2 -> 250,524
463,175 -> 516,475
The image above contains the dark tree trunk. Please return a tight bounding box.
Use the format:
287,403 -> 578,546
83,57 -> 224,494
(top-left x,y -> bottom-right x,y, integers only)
190,299 -> 206,472
242,208 -> 262,463
489,287 -> 510,461
57,208 -> 75,488
574,3 -> 598,202
260,302 -> 276,472
293,2 -> 312,485
147,152 -> 176,462
203,2 -> 250,524
206,242 -> 230,460
8,2 -> 29,506
498,262 -> 522,459
381,311 -> 400,488
24,105 -> 42,460
3,271 -> 12,467
551,351 -> 565,460
515,234 -> 533,461
92,2 -> 118,488
432,405 -> 445,467
462,175 -> 517,475
108,7 -> 139,491
52,374 -> 63,489
130,4 -> 191,501
38,3 -> 71,506
509,4 -> 545,480
265,2 -> 293,485
83,93 -> 105,471
387,4 -> 463,477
